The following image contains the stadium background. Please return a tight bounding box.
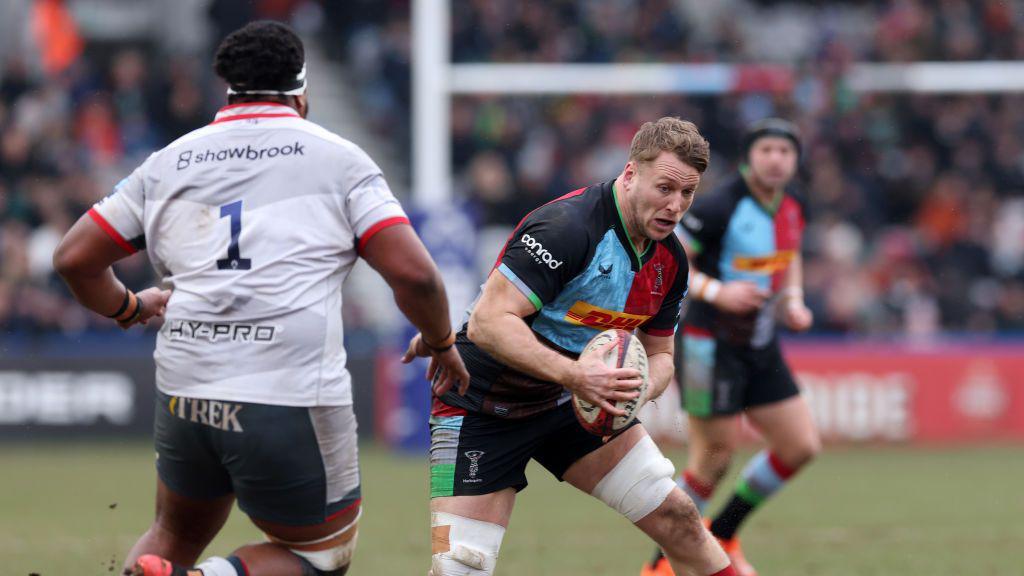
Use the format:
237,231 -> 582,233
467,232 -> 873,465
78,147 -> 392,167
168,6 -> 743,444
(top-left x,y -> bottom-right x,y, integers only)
1,0 -> 1022,573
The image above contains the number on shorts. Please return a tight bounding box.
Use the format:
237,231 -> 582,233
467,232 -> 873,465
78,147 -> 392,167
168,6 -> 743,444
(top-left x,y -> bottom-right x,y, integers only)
216,200 -> 252,271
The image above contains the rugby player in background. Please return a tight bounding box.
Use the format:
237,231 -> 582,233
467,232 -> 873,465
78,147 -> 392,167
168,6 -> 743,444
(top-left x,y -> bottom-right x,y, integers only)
53,21 -> 468,576
643,118 -> 821,576
405,117 -> 736,576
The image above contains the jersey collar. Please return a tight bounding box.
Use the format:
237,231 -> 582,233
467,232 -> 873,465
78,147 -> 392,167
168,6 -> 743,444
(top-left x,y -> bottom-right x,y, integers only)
211,102 -> 301,125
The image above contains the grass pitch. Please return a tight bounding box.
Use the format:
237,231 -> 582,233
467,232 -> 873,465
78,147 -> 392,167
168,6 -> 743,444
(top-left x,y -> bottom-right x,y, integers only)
2,440 -> 1022,575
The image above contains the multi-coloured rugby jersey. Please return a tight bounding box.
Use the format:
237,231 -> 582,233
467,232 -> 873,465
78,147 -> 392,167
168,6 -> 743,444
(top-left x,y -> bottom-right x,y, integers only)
437,180 -> 689,419
679,174 -> 806,348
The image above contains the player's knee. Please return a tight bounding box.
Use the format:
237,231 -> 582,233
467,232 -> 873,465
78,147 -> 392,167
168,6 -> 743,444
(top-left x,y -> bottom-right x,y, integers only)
592,435 -> 677,523
430,512 -> 505,576
295,555 -> 349,576
272,512 -> 360,576
293,542 -> 354,576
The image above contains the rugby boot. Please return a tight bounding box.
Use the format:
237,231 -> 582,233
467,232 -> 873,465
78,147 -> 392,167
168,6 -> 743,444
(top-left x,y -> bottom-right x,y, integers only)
639,552 -> 675,576
716,537 -> 756,576
698,518 -> 756,576
127,554 -> 201,576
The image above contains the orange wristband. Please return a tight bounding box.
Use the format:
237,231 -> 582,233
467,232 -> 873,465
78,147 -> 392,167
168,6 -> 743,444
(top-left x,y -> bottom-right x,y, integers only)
115,291 -> 141,324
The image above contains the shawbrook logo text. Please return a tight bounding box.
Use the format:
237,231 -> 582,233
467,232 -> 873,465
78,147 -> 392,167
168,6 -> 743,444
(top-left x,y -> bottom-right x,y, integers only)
521,233 -> 563,269
176,141 -> 306,170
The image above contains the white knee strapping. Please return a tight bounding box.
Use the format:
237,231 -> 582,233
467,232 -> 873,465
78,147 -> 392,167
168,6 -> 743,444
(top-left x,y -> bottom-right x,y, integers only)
429,511 -> 505,576
592,435 -> 677,522
272,507 -> 362,571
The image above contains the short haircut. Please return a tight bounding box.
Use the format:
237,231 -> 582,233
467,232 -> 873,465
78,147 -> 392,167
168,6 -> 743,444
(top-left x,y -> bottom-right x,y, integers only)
628,117 -> 711,174
214,21 -> 305,94
742,117 -> 801,159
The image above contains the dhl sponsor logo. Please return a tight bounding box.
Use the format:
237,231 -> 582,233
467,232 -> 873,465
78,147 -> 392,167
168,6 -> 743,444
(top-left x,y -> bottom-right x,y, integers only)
565,301 -> 651,331
732,250 -> 795,273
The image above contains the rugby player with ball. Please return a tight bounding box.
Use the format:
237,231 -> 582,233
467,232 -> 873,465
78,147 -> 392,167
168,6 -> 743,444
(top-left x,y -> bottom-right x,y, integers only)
404,117 -> 736,576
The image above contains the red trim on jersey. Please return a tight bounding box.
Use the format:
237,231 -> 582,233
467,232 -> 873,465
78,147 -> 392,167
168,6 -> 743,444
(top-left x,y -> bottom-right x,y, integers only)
683,325 -> 712,338
767,452 -> 797,480
356,216 -> 411,253
325,497 -> 363,522
209,113 -> 300,125
87,208 -> 138,254
772,195 -> 804,291
431,396 -> 468,417
492,187 -> 587,270
217,101 -> 295,112
640,326 -> 675,337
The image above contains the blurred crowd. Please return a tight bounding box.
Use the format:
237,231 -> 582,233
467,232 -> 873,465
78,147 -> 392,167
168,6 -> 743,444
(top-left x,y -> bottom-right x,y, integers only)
342,0 -> 1024,336
0,47 -> 215,333
2,0 -> 1023,337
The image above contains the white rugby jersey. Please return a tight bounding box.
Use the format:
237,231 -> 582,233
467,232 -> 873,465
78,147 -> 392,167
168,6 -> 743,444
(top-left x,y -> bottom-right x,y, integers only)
90,103 -> 409,406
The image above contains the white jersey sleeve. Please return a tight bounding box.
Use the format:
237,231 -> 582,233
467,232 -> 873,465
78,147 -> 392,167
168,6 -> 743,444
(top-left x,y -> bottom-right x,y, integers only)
89,159 -> 151,253
337,145 -> 408,249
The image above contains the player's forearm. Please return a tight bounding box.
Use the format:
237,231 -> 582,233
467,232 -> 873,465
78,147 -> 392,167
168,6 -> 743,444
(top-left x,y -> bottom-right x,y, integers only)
53,254 -> 127,318
391,270 -> 454,346
468,310 -> 577,385
688,268 -> 721,304
782,254 -> 804,300
645,352 -> 674,400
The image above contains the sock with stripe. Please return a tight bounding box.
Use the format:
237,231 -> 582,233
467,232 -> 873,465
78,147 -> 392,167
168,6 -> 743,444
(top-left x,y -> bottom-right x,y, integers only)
678,469 -> 716,516
195,555 -> 247,576
709,565 -> 737,576
710,451 -> 797,541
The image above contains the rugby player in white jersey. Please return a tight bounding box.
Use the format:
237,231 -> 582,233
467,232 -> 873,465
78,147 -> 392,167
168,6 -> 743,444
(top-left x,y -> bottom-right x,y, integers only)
53,21 -> 468,576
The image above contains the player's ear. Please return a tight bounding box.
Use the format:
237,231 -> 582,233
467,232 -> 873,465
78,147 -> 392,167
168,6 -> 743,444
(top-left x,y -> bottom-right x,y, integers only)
623,160 -> 638,185
294,94 -> 309,118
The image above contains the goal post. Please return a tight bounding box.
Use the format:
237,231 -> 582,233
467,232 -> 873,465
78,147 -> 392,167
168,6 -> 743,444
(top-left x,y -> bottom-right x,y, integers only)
412,0 -> 1024,205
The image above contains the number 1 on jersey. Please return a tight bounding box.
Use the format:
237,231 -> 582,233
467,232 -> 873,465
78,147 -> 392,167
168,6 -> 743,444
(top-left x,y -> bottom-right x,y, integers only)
217,200 -> 252,271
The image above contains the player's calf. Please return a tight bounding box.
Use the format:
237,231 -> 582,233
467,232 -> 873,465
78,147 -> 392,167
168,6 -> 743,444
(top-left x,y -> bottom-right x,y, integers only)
639,491 -> 734,576
771,430 -> 822,471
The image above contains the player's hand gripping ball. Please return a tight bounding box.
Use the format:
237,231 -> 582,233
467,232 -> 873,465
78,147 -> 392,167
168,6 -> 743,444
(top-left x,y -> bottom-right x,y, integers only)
572,329 -> 649,436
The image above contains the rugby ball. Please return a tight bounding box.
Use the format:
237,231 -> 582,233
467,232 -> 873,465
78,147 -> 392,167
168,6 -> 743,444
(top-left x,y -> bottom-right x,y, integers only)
572,329 -> 649,436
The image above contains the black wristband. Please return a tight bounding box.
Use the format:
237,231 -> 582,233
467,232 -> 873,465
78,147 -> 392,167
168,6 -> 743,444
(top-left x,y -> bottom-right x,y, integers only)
427,342 -> 454,353
423,329 -> 455,352
106,289 -> 132,319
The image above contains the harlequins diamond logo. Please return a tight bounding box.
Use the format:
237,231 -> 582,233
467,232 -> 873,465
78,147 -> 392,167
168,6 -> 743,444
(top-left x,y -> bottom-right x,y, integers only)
464,450 -> 485,481
652,263 -> 664,296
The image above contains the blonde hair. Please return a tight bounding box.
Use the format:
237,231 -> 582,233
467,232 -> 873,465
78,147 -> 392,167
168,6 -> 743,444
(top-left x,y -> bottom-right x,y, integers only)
628,117 -> 710,173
